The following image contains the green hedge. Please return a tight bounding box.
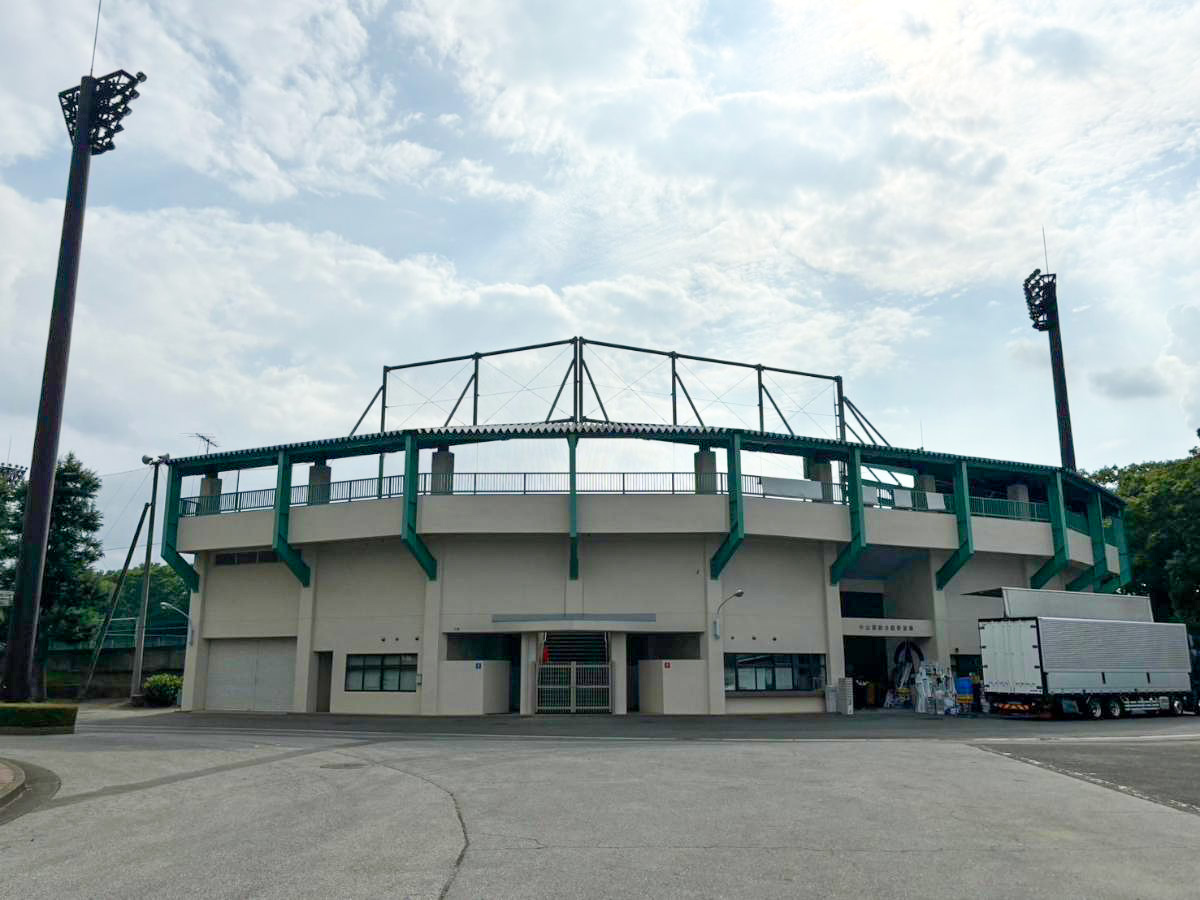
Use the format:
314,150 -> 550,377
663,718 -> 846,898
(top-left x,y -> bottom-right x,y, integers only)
0,703 -> 79,729
142,674 -> 183,707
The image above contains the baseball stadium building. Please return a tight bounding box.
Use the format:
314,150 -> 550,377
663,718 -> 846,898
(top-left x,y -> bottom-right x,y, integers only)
164,338 -> 1129,716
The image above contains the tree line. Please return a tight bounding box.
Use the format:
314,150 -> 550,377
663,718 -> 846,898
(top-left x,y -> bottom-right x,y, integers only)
0,454 -> 190,698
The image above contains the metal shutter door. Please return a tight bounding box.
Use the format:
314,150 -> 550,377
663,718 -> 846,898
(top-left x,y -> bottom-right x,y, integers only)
205,638 -> 296,712
252,638 -> 296,711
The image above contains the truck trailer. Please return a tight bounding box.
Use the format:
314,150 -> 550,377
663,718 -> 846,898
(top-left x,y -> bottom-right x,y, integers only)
980,616 -> 1194,718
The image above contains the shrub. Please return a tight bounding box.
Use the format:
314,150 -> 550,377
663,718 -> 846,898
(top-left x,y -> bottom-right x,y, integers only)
142,674 -> 184,707
0,703 -> 79,729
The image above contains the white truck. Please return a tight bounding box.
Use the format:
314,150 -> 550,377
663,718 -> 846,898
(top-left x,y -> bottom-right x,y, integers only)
980,616 -> 1194,719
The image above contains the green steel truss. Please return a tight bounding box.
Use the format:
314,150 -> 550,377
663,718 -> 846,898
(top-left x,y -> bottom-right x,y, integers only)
272,451 -> 311,587
709,434 -> 746,579
568,433 -> 579,580
830,446 -> 866,585
165,422 -> 1124,590
402,433 -> 437,580
936,461 -> 975,590
1030,471 -> 1069,589
162,466 -> 199,592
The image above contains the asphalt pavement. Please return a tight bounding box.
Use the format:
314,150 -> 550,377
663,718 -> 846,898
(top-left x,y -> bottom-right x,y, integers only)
1,708 -> 1198,899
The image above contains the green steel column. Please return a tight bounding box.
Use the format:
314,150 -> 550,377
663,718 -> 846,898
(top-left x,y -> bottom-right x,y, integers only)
161,466 -> 199,592
273,451 -> 311,587
1097,507 -> 1132,593
709,434 -> 745,579
830,445 -> 867,585
936,461 -> 975,589
401,433 -> 437,580
1068,491 -> 1109,591
1030,471 -> 1069,589
568,433 -> 579,580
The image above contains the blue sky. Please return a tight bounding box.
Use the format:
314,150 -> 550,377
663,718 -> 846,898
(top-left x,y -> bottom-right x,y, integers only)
1,1 -> 1198,562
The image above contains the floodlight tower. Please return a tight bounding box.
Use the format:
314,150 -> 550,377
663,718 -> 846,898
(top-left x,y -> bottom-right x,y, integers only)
2,69 -> 146,702
1023,269 -> 1076,471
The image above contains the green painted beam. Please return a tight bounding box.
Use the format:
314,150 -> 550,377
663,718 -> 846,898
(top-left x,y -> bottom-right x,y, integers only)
161,466 -> 199,592
1030,471 -> 1069,589
1114,511 -> 1132,588
568,433 -> 579,580
830,446 -> 867,585
1086,490 -> 1108,591
401,433 -> 437,580
273,452 -> 311,587
936,460 -> 974,589
709,434 -> 745,579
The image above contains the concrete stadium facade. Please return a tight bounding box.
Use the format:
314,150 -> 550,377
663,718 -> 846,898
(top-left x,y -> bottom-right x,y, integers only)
165,421 -> 1128,717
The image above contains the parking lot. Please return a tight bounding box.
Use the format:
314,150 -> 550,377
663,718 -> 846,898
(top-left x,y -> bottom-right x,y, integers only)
3,708 -> 1199,899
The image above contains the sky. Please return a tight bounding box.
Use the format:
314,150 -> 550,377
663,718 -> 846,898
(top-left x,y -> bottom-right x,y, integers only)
1,1 -> 1198,565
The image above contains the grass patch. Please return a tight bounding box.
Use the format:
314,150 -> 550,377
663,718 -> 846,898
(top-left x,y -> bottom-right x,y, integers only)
0,703 -> 79,729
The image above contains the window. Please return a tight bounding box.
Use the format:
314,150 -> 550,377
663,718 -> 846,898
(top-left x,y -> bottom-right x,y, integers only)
724,653 -> 825,693
214,549 -> 279,566
345,654 -> 417,692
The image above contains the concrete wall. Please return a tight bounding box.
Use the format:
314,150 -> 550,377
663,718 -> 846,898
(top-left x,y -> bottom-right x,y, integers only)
719,537 -> 828,655
637,660 -> 707,714
438,661 -> 510,714
203,558 -> 300,639
725,695 -> 824,714
311,538 -> 426,651
940,552 -> 1025,655
328,651 -> 422,715
581,535 -> 705,627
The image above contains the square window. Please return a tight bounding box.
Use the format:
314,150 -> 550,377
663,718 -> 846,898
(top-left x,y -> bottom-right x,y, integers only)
363,668 -> 382,691
345,669 -> 364,691
381,668 -> 401,691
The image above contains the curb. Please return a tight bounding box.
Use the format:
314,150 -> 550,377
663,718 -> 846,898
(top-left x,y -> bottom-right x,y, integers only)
0,758 -> 27,810
0,726 -> 75,736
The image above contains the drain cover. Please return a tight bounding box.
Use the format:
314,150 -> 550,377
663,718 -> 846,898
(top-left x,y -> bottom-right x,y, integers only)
320,763 -> 367,770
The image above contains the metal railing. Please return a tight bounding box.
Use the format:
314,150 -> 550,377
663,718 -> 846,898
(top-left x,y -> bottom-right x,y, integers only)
178,472 -> 1112,540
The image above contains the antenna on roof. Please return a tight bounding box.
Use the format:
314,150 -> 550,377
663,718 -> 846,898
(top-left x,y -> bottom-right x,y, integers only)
184,433 -> 219,454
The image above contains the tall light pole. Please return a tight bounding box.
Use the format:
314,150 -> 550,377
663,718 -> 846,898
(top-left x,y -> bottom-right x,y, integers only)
1023,269 -> 1076,470
130,454 -> 167,702
2,69 -> 146,702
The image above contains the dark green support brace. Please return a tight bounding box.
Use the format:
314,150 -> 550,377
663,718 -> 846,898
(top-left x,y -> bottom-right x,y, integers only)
162,466 -> 199,592
830,446 -> 866,585
1030,471 -> 1069,589
1068,492 -> 1110,591
568,433 -> 579,580
401,434 -> 437,580
709,435 -> 745,579
1097,509 -> 1132,593
273,452 -> 310,587
936,461 -> 974,589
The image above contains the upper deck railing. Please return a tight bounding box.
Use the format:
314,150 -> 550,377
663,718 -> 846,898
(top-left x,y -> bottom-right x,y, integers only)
177,471 -> 1109,533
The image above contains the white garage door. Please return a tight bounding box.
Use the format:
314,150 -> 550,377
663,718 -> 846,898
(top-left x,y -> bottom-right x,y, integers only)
206,638 -> 296,712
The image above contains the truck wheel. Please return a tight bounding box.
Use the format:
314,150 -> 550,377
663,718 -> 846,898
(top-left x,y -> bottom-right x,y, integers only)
1085,698 -> 1103,720
1104,698 -> 1123,719
1170,698 -> 1184,716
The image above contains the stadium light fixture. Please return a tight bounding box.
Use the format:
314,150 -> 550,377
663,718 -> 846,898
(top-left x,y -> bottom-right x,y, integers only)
1023,268 -> 1076,471
712,588 -> 745,639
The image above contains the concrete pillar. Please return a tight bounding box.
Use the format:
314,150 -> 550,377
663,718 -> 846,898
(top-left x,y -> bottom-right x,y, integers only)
610,632 -> 628,715
179,554 -> 209,711
1006,483 -> 1030,503
307,463 -> 331,505
564,577 -> 584,615
292,548 -> 319,712
916,474 -> 937,494
821,543 -> 846,685
807,459 -> 834,501
703,574 -> 726,714
694,448 -> 717,494
199,474 -> 222,515
431,447 -> 454,495
519,632 -> 538,715
419,572 -> 443,715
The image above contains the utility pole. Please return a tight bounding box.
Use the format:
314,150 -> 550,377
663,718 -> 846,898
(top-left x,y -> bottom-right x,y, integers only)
2,68 -> 146,702
130,455 -> 167,702
1023,269 -> 1076,470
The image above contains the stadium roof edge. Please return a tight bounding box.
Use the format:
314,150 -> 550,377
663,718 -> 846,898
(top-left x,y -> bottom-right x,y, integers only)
167,421 -> 1122,506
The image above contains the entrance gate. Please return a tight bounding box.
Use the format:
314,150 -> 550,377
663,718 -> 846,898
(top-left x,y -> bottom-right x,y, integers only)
536,662 -> 611,713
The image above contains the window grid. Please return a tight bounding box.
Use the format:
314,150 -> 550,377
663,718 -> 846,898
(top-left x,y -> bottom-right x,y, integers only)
345,653 -> 418,692
724,653 -> 825,693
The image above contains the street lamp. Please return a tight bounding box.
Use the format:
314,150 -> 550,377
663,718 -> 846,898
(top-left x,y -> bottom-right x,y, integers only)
130,454 -> 169,702
160,601 -> 193,647
711,588 -> 745,639
2,68 -> 147,702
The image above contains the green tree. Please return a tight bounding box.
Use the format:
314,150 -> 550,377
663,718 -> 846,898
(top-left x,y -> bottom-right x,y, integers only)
98,563 -> 191,638
1092,433 -> 1200,623
0,454 -> 107,696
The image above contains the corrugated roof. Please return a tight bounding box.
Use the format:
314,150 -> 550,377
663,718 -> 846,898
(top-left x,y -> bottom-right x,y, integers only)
169,420 -> 1119,503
